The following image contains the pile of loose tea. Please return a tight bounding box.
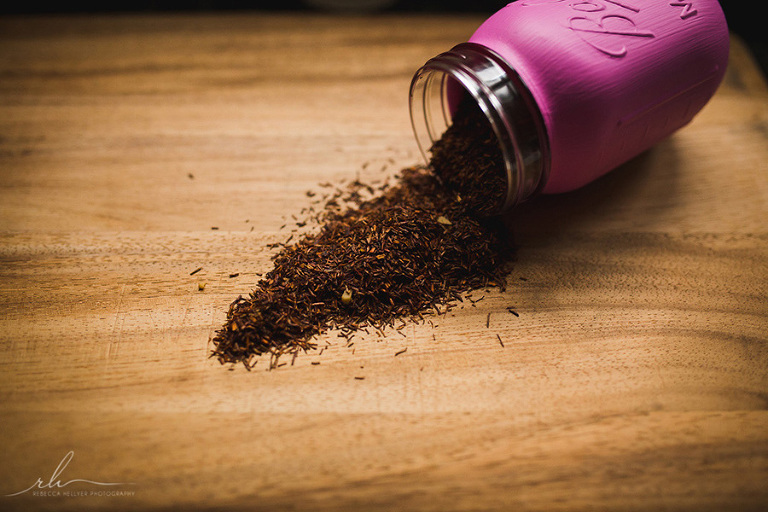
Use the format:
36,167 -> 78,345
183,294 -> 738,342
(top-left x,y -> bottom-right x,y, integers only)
212,99 -> 514,369
429,97 -> 507,216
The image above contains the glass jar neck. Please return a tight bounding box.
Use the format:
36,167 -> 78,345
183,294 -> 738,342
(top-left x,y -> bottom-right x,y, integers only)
408,42 -> 549,212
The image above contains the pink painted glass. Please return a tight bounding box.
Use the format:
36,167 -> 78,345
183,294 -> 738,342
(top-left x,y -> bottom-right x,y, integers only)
409,0 -> 730,212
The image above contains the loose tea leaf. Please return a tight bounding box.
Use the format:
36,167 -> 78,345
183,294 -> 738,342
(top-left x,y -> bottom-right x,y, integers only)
212,98 -> 515,369
211,166 -> 514,369
429,98 -> 507,217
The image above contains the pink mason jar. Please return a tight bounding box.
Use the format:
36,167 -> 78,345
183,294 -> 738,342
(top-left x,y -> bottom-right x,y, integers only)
409,0 -> 730,212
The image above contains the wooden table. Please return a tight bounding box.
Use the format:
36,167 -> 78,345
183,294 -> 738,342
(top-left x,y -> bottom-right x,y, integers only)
1,12 -> 766,511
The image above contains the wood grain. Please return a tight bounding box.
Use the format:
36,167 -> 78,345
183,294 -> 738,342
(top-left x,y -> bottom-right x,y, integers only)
1,13 -> 767,512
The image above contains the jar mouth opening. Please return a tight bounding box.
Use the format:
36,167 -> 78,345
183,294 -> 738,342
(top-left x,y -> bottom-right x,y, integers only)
409,65 -> 512,214
408,43 -> 549,214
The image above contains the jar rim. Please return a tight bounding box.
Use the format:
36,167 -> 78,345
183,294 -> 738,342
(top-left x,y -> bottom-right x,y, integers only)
408,42 -> 549,213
